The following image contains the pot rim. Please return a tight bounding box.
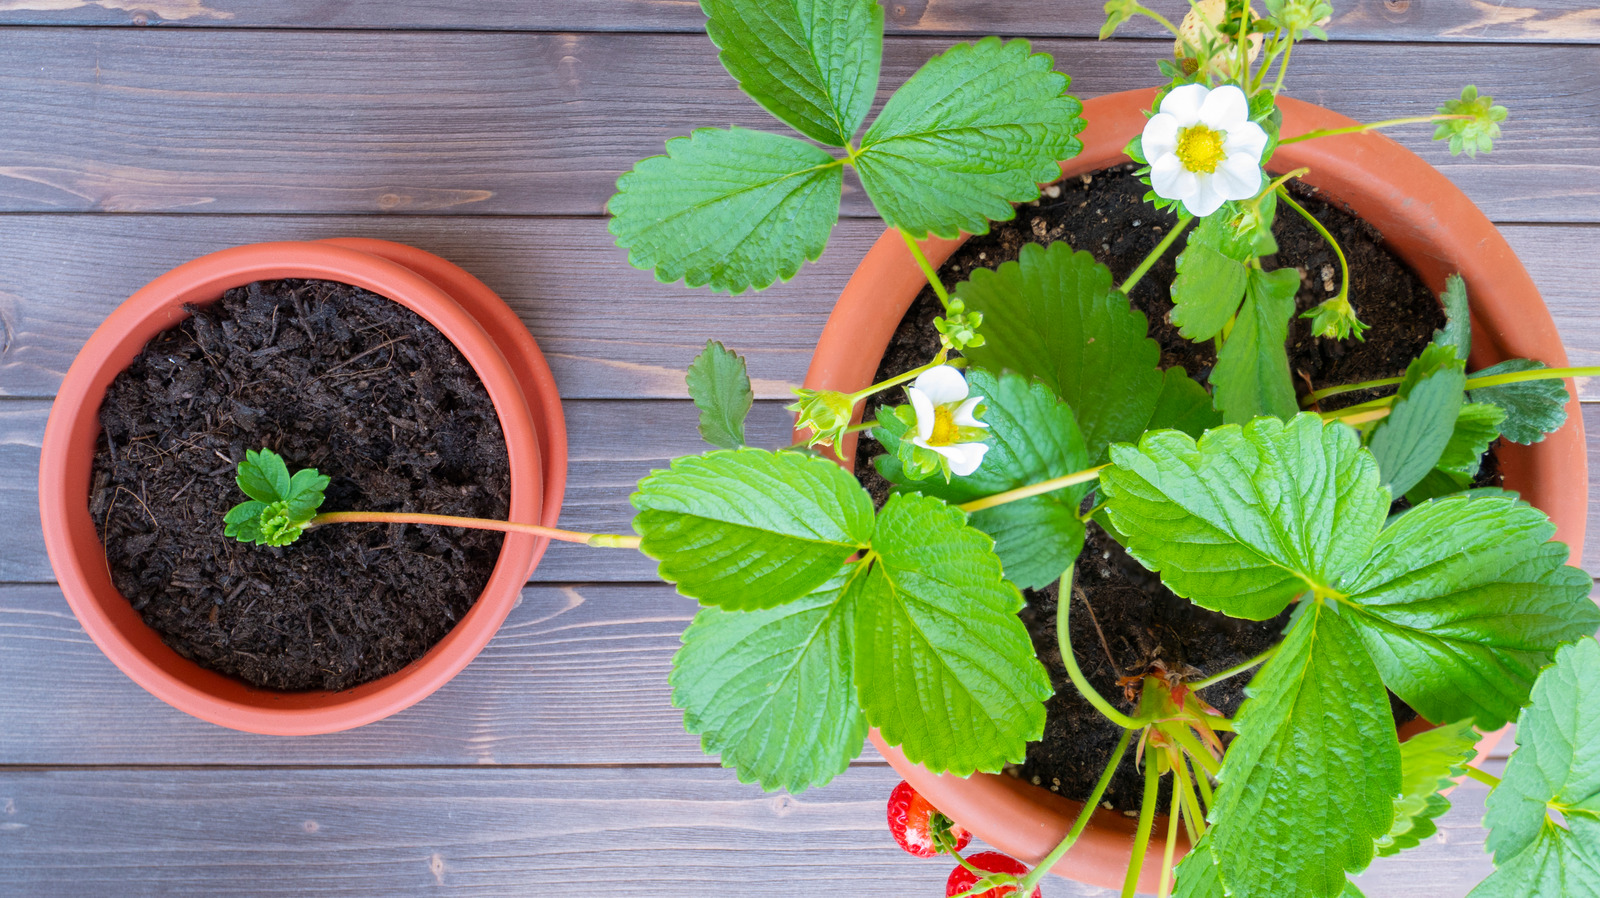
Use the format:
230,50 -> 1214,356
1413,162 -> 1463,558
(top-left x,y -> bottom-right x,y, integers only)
39,239 -> 565,736
803,88 -> 1587,892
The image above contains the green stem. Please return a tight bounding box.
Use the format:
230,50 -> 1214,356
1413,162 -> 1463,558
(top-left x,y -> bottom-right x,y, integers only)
1466,365 -> 1600,391
1135,4 -> 1181,35
306,511 -> 642,549
1259,167 -> 1310,198
845,353 -> 956,404
900,229 -> 953,312
1057,566 -> 1145,731
1302,376 -> 1404,406
1190,645 -> 1276,689
1270,31 -> 1295,94
1167,727 -> 1222,778
1279,187 -> 1350,310
958,465 -> 1107,514
1123,757 -> 1163,898
1014,728 -> 1135,895
1159,770 -> 1183,898
1120,214 -> 1194,295
1193,757 -> 1214,810
1079,500 -> 1108,524
1173,758 -> 1207,838
1279,114 -> 1476,145
1463,764 -> 1502,788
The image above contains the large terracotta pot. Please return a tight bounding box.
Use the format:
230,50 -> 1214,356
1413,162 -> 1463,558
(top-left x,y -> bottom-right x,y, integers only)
39,238 -> 567,736
801,89 -> 1588,891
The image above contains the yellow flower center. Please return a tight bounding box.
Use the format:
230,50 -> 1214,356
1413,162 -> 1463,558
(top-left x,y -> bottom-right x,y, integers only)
929,405 -> 958,445
1176,124 -> 1227,174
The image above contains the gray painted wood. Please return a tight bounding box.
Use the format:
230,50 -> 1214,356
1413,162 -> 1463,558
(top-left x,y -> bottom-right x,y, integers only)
0,32 -> 1592,220
0,763 -> 1503,897
0,0 -> 1595,43
0,217 -> 1595,402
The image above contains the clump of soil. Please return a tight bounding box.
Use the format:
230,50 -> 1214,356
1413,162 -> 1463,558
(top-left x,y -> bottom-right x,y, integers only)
856,165 -> 1494,811
91,279 -> 510,692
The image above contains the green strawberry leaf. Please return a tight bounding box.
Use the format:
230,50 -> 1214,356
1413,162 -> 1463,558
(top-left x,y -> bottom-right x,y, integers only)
1170,214 -> 1250,341
1211,267 -> 1300,424
1342,494 -> 1599,730
1470,359 -> 1570,445
223,500 -> 269,544
1473,638 -> 1600,897
854,37 -> 1085,238
872,369 -> 1090,590
1149,366 -> 1226,438
237,447 -> 291,503
609,127 -> 843,294
957,241 -> 1213,463
1402,401 -> 1504,505
632,448 -> 874,610
686,340 -> 754,450
283,468 -> 330,521
700,0 -> 883,146
1101,414 -> 1388,621
1432,273 -> 1472,361
851,492 -> 1052,775
670,572 -> 866,793
1366,342 -> 1467,499
1378,719 -> 1480,856
1172,831 -> 1223,898
1209,601 -> 1402,898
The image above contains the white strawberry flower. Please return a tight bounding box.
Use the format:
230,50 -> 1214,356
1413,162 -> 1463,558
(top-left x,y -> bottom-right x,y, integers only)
906,365 -> 989,477
1142,84 -> 1269,217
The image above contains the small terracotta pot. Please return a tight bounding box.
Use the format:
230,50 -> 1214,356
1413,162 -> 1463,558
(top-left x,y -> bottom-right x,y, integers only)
39,239 -> 567,736
802,89 -> 1588,891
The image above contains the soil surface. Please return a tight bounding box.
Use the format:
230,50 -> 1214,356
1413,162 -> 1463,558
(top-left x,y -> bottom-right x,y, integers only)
91,279 -> 510,692
856,165 -> 1496,811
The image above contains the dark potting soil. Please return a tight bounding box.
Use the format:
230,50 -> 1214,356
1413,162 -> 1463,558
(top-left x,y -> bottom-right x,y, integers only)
855,164 -> 1499,812
90,279 -> 510,692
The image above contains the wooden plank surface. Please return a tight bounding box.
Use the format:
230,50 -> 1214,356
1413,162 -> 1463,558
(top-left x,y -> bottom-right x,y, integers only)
0,217 -> 1595,403
1,0 -> 1597,43
0,31 -> 1594,220
0,763 -> 1503,897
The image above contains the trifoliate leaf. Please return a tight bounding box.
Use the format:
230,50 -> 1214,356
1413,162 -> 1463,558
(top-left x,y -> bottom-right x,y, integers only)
237,447 -> 291,503
958,241 -> 1212,462
686,340 -> 754,450
1470,359 -> 1570,445
851,492 -> 1052,776
1378,719 -> 1480,856
632,448 -> 874,610
1101,414 -> 1388,620
700,0 -> 882,146
1366,342 -> 1467,499
1343,494 -> 1599,730
1473,638 -> 1600,898
1210,602 -> 1402,898
872,369 -> 1090,590
1432,274 -> 1472,361
1170,214 -> 1250,341
1211,267 -> 1299,424
609,127 -> 843,293
1403,402 -> 1504,504
854,37 -> 1084,238
670,572 -> 865,793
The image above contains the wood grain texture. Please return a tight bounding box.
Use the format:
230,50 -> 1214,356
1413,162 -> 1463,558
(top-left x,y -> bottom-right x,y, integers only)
0,0 -> 1596,43
0,31 -> 1593,219
0,217 -> 1595,403
0,763 -> 1504,897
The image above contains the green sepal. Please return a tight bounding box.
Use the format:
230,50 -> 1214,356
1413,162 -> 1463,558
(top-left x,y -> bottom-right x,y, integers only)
1435,85 -> 1507,158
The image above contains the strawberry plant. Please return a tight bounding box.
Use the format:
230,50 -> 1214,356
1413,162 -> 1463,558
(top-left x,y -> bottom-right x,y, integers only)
220,0 -> 1600,895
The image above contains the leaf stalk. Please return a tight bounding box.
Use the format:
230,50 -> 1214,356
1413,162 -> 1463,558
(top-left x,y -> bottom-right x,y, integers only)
306,511 -> 643,549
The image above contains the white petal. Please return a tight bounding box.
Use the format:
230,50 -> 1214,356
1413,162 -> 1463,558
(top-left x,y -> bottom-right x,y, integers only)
1183,174 -> 1227,217
1197,84 -> 1249,130
1223,120 -> 1269,162
1150,154 -> 1196,202
907,387 -> 936,442
933,442 -> 990,477
953,396 -> 987,428
1214,152 -> 1263,200
912,364 -> 969,406
1141,113 -> 1181,159
1159,83 -> 1208,125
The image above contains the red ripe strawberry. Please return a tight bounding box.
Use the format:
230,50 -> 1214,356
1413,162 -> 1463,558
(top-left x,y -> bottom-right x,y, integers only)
886,780 -> 971,858
945,852 -> 1041,898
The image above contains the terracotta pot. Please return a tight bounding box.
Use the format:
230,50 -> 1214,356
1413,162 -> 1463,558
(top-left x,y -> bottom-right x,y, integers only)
802,89 -> 1587,891
39,239 -> 567,736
